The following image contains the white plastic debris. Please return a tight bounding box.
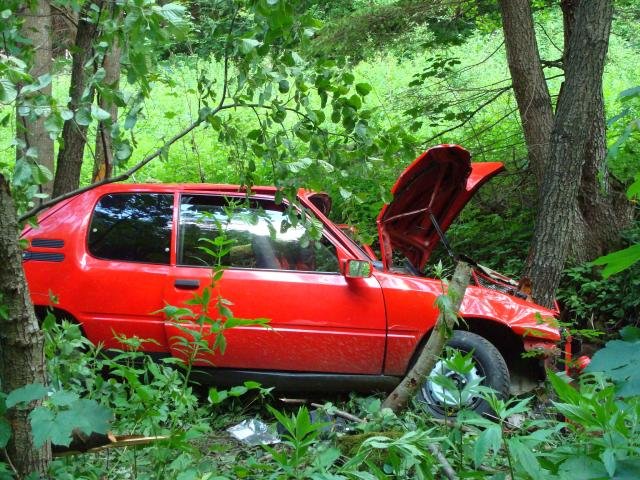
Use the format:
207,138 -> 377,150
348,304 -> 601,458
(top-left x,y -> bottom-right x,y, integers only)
226,419 -> 280,446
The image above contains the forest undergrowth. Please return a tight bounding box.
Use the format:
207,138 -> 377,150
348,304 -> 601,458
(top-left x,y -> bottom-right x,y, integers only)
12,314 -> 637,480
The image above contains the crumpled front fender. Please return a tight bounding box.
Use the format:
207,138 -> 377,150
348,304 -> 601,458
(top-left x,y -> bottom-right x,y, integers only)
460,285 -> 561,342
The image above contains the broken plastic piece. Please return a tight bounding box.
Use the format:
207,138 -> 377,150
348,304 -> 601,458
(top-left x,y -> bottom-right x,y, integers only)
227,419 -> 280,446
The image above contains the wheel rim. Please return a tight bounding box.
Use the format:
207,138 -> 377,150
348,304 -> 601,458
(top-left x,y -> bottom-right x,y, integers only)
421,357 -> 484,413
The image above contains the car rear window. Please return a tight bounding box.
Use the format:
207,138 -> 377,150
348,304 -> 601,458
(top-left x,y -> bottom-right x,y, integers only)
88,193 -> 174,264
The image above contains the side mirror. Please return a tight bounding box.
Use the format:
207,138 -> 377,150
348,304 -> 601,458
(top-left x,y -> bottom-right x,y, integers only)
343,259 -> 373,278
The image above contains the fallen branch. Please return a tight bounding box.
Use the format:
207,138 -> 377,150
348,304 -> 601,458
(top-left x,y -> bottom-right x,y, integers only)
52,432 -> 170,457
382,260 -> 472,412
278,398 -> 364,423
427,443 -> 458,480
429,417 -> 478,434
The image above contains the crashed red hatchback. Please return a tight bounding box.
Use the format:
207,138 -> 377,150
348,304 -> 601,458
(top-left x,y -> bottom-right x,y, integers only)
22,145 -> 560,416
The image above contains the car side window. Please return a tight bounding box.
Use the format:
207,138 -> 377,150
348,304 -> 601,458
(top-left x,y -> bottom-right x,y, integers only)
179,195 -> 340,273
88,193 -> 174,264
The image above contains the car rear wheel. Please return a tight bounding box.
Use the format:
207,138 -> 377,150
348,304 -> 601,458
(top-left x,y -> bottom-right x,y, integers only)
417,330 -> 510,418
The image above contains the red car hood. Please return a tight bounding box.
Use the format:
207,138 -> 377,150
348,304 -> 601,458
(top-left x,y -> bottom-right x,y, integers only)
376,145 -> 504,270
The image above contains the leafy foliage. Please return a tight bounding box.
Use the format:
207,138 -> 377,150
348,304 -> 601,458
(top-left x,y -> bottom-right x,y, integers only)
557,259 -> 640,332
585,326 -> 640,397
2,1 -> 640,477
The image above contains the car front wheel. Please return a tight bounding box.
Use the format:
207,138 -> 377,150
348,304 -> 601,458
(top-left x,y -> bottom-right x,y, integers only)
417,330 -> 510,418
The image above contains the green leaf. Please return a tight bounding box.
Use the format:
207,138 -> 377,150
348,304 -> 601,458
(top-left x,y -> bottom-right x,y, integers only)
228,386 -> 248,397
6,383 -> 48,408
342,72 -> 355,85
278,79 -> 290,93
12,159 -> 33,187
0,419 -> 11,448
0,78 -> 17,103
75,107 -> 92,126
208,388 -> 228,404
339,187 -> 352,199
115,141 -> 132,161
32,164 -> 53,185
585,335 -> 640,396
602,448 -> 616,477
60,109 -> 73,121
44,114 -> 63,139
124,112 -> 138,130
240,38 -> 261,54
508,438 -> 544,480
347,94 -> 362,110
355,82 -> 372,96
620,326 -> 640,342
58,399 -> 111,437
616,459 -> 640,479
49,390 -> 79,407
91,105 -> 111,121
547,371 -> 580,403
592,244 -> 640,277
30,407 -> 70,447
558,456 -> 608,480
288,157 -> 312,173
619,85 -> 640,101
627,176 -> 640,200
158,2 -> 188,28
474,424 -> 502,467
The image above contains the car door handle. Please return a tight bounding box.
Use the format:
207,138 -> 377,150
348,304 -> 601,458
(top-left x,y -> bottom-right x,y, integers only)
174,279 -> 200,290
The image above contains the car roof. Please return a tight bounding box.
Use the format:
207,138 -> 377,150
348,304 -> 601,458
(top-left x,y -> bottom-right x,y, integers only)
86,183 -> 321,200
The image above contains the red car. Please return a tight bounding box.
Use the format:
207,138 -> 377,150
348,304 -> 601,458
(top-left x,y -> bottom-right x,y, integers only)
22,145 -> 561,416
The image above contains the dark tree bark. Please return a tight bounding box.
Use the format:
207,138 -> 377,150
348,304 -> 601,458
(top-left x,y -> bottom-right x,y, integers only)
560,0 -> 634,261
498,0 -> 554,187
93,36 -> 121,183
382,261 -> 471,412
18,0 -> 54,196
526,0 -> 614,308
0,175 -> 51,476
53,0 -> 103,197
499,0 -> 633,306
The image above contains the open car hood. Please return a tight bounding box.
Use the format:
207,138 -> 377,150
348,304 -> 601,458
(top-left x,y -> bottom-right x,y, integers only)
376,145 -> 504,271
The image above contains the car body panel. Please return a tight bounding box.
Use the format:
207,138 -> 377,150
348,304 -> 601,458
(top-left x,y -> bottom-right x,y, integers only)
377,145 -> 504,270
164,267 -> 387,373
373,271 -> 560,375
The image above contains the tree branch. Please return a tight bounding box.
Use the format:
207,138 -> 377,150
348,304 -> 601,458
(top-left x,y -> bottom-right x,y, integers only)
218,7 -> 238,110
19,101 -> 242,222
50,3 -> 77,28
427,443 -> 458,480
421,87 -> 510,146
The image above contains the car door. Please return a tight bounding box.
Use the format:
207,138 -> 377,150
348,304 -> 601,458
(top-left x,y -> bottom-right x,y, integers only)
164,193 -> 387,374
74,190 -> 174,351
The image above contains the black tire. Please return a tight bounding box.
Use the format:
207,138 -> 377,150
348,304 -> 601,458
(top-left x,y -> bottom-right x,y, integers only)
416,330 -> 510,418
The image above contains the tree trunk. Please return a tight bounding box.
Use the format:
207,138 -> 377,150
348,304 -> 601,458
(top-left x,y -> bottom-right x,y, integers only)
382,261 -> 472,412
53,0 -> 103,197
92,37 -> 121,183
560,0 -> 634,262
0,175 -> 51,477
17,0 -> 54,196
500,0 -> 633,304
526,0 -> 613,308
498,0 -> 554,187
